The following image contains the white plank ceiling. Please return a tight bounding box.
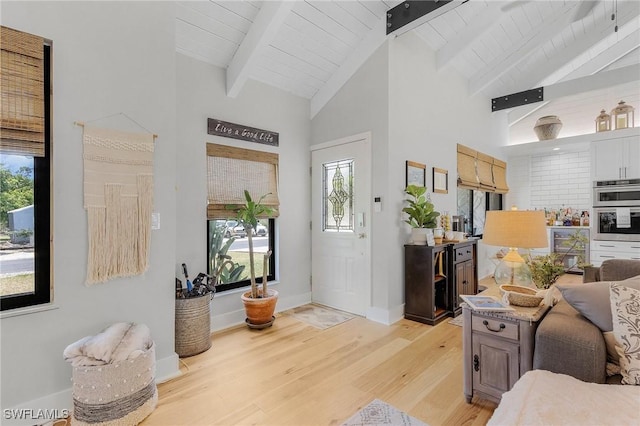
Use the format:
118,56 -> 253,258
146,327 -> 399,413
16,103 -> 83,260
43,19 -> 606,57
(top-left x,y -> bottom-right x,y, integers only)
176,0 -> 640,143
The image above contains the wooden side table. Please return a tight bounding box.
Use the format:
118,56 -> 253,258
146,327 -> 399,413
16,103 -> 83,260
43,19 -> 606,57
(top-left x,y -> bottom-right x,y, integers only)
462,285 -> 550,403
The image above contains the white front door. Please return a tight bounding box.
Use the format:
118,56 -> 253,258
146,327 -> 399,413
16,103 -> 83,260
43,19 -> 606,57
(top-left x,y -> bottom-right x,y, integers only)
311,133 -> 371,316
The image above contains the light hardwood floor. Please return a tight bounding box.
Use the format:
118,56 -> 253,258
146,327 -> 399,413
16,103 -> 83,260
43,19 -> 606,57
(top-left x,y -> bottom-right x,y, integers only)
142,274 -> 585,425
144,311 -> 497,426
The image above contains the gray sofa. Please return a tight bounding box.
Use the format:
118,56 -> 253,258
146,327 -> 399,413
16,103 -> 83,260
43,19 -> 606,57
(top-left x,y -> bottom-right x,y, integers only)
533,259 -> 640,383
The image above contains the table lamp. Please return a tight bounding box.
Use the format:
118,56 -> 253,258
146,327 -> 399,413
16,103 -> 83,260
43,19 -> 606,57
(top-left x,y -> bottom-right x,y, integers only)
482,209 -> 548,288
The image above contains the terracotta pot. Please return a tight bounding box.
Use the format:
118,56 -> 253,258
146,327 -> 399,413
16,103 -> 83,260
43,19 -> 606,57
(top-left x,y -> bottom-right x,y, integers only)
242,289 -> 278,326
533,115 -> 563,140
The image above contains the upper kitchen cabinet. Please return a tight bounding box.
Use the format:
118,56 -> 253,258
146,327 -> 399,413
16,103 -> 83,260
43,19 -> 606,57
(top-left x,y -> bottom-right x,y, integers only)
592,135 -> 640,181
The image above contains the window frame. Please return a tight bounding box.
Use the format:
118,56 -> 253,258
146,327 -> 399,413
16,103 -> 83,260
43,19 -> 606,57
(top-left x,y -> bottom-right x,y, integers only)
1,43 -> 52,311
206,218 -> 276,293
457,188 -> 503,238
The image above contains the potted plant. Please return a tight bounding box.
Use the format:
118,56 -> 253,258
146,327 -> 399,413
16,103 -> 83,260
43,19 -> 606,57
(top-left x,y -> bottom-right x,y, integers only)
402,184 -> 440,245
228,190 -> 277,328
526,229 -> 590,289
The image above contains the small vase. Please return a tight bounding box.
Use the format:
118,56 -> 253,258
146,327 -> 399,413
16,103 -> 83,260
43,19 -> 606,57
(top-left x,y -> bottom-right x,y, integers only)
534,115 -> 562,140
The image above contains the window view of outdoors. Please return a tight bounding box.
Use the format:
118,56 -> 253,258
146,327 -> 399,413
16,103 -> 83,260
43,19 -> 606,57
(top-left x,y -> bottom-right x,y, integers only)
208,219 -> 271,287
0,154 -> 35,297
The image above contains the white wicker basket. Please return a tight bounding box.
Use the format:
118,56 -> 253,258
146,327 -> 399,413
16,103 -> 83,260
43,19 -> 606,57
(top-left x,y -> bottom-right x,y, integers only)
71,343 -> 157,425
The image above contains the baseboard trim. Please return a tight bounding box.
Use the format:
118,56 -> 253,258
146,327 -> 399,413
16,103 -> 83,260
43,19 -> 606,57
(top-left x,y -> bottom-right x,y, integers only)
366,304 -> 404,325
210,291 -> 312,332
3,353 -> 180,425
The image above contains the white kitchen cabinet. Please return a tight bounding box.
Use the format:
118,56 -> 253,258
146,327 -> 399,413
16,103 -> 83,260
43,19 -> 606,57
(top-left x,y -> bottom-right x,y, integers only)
589,240 -> 640,266
592,136 -> 640,181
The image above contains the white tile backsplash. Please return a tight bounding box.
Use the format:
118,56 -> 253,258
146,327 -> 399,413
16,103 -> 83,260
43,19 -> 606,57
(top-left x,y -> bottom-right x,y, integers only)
507,149 -> 591,211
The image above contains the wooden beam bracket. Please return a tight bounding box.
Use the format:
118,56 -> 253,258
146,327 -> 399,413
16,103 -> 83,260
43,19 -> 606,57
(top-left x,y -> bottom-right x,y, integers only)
492,87 -> 544,112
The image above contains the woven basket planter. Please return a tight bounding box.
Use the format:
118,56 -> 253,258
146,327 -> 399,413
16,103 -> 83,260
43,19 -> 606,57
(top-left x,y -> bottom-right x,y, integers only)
175,294 -> 212,357
500,285 -> 544,307
71,343 -> 157,425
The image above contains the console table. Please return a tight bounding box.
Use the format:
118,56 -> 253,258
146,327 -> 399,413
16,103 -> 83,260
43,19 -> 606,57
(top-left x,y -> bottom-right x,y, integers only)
462,284 -> 550,404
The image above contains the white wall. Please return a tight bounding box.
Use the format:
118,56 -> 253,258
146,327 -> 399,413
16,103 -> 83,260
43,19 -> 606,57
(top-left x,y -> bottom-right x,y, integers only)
176,54 -> 312,330
0,1 -> 177,412
311,43 -> 391,320
387,33 -> 503,309
311,33 -> 505,322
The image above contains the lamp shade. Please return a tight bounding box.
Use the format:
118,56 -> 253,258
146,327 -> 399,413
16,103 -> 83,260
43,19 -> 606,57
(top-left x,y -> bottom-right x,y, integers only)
483,210 -> 548,249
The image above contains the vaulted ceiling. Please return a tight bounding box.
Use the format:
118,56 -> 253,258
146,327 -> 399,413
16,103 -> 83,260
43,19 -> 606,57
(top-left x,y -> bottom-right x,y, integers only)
176,1 -> 640,144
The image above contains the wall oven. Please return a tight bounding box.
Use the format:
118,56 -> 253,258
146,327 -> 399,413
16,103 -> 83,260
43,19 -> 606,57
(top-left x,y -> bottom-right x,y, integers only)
593,179 -> 640,207
592,207 -> 640,242
592,179 -> 640,242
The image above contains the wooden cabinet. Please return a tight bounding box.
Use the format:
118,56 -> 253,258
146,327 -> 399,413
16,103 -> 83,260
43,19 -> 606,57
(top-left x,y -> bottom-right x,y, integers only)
590,240 -> 640,266
462,285 -> 550,404
451,240 -> 478,315
592,136 -> 640,180
404,240 -> 478,324
404,244 -> 451,325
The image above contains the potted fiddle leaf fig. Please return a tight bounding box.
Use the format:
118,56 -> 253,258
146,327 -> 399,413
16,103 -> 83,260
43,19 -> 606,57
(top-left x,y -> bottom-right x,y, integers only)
228,190 -> 277,328
402,184 -> 440,245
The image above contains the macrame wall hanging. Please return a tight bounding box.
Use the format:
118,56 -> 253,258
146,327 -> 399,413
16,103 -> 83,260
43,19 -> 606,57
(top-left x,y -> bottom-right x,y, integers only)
80,123 -> 155,285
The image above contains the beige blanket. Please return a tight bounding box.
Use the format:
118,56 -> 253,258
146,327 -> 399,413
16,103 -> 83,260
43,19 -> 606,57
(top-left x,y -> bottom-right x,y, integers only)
488,370 -> 640,426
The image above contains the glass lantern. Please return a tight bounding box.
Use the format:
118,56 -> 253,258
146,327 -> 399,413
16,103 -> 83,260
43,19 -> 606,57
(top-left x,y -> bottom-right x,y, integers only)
611,100 -> 635,130
595,109 -> 611,132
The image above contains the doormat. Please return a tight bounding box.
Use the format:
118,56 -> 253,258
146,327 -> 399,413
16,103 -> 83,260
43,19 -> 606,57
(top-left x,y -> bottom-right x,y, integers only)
287,304 -> 355,329
342,399 -> 429,426
448,315 -> 463,327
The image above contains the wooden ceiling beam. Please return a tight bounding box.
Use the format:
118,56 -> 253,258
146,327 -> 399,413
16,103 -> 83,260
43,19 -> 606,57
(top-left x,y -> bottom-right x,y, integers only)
226,1 -> 293,98
468,3 -> 577,97
436,2 -> 503,70
508,27 -> 640,126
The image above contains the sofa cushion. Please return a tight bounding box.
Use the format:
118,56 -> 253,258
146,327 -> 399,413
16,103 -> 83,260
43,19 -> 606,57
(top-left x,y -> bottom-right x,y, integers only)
610,283 -> 640,385
557,275 -> 640,332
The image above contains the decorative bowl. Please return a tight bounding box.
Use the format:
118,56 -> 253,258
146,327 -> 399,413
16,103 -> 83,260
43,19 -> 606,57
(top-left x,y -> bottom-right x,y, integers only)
499,284 -> 544,307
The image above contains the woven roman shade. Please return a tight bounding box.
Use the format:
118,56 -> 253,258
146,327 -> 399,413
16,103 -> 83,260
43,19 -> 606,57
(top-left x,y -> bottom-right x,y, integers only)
457,144 -> 479,189
492,158 -> 509,194
206,143 -> 279,219
0,26 -> 45,157
476,152 -> 495,191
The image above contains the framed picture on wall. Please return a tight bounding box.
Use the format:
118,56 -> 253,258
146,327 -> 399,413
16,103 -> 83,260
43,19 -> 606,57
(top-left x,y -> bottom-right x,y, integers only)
433,167 -> 448,194
406,161 -> 426,187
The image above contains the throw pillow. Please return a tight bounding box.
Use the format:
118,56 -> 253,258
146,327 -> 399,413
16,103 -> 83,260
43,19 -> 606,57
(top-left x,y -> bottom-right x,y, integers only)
557,275 -> 640,332
610,283 -> 640,385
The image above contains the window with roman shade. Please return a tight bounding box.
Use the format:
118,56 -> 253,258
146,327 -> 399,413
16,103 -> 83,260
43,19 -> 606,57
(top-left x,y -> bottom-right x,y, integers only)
456,143 -> 509,194
0,26 -> 45,157
457,144 -> 479,189
206,143 -> 279,219
0,26 -> 52,311
492,158 -> 509,194
476,152 -> 496,191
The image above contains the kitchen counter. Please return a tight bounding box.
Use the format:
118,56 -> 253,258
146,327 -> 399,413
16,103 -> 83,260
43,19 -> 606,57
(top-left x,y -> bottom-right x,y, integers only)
547,225 -> 590,229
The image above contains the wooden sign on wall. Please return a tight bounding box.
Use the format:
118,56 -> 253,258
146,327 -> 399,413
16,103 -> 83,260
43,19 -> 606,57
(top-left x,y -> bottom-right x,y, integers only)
207,118 -> 279,147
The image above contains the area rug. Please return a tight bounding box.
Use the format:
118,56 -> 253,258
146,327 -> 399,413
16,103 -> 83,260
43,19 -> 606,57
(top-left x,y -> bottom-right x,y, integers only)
342,399 -> 428,426
287,304 -> 355,329
448,315 -> 464,327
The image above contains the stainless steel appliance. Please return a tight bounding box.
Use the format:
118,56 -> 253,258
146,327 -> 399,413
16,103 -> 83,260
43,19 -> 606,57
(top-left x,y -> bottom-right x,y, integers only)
592,207 -> 640,242
593,179 -> 640,207
592,179 -> 640,242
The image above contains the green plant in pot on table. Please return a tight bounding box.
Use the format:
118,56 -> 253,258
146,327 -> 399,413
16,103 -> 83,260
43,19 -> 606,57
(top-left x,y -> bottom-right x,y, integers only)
227,190 -> 277,328
526,229 -> 590,289
402,184 -> 440,245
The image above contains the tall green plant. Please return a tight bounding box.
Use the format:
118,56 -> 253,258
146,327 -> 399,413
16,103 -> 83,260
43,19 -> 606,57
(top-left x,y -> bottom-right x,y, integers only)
208,222 -> 245,284
402,184 -> 440,228
228,191 -> 275,298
